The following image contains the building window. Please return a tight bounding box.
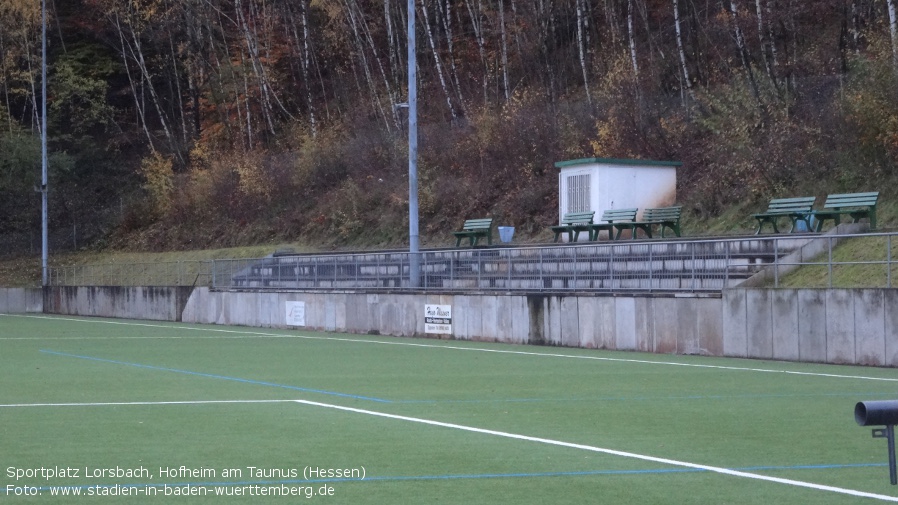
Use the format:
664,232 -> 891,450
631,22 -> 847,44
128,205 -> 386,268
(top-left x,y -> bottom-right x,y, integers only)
566,174 -> 590,213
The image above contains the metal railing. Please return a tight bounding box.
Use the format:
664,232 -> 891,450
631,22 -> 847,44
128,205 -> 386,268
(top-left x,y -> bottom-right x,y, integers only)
48,260 -> 213,287
209,235 -> 806,293
764,232 -> 898,288
45,232 -> 898,292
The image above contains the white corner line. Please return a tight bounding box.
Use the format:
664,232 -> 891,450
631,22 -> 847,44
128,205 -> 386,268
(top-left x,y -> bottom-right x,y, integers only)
291,398 -> 898,502
4,314 -> 898,382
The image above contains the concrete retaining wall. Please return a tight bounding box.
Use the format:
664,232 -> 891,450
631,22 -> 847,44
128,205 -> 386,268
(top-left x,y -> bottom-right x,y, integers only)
0,288 -> 43,313
181,288 -> 724,355
43,286 -> 193,321
38,286 -> 898,367
723,288 -> 898,366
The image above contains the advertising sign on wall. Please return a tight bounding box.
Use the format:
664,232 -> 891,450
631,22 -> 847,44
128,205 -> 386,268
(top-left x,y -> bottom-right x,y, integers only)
285,301 -> 306,326
425,304 -> 452,334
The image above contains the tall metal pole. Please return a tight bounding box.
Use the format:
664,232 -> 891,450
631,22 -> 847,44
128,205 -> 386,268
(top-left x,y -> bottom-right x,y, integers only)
41,0 -> 49,286
407,0 -> 420,287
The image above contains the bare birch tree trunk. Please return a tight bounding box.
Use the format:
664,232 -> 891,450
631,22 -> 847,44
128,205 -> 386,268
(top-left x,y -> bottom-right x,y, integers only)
888,0 -> 898,70
113,13 -> 154,152
420,0 -> 457,118
673,0 -> 693,105
343,0 -> 396,131
438,0 -> 467,116
628,0 -> 639,81
499,0 -> 510,101
576,0 -> 592,105
465,0 -> 489,104
301,0 -> 317,137
384,0 -> 400,84
726,0 -> 761,103
754,0 -> 777,89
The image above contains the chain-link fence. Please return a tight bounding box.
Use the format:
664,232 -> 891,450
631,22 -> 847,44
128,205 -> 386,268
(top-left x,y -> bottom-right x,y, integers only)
48,261 -> 213,287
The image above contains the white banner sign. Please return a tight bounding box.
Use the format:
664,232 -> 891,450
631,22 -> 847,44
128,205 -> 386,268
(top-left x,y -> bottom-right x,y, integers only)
425,304 -> 452,334
285,301 -> 306,326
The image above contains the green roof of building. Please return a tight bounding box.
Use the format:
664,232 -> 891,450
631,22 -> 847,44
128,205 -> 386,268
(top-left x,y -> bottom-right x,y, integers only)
554,157 -> 683,169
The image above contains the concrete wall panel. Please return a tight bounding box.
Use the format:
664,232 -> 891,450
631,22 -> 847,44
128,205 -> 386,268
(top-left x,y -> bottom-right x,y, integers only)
676,298 -> 700,355
855,289 -> 885,366
510,296 -> 529,344
885,290 -> 898,367
653,298 -> 679,354
481,295 -> 498,341
577,297 -> 600,348
597,298 -> 616,350
6,288 -> 26,313
26,288 -> 42,313
826,290 -> 855,364
634,297 -> 654,352
771,290 -> 799,361
452,296 -> 472,340
746,290 -> 773,359
614,297 -> 637,350
560,297 -> 579,347
697,298 -> 723,356
722,290 -> 747,358
798,290 -> 826,363
496,295 -> 515,343
546,297 -> 563,345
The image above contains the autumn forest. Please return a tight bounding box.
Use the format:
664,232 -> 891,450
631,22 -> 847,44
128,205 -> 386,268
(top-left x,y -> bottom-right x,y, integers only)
1,0 -> 898,252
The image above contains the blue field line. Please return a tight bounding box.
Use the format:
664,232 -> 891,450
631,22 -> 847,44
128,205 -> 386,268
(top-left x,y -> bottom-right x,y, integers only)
398,391 -> 897,405
4,463 -> 887,494
39,349 -> 392,403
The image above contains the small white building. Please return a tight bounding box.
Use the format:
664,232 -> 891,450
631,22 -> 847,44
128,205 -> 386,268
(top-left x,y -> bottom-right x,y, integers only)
555,157 -> 680,240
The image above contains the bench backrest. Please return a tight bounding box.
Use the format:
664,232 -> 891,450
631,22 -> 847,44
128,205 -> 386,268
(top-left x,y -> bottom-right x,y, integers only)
599,208 -> 638,222
560,211 -> 595,225
822,191 -> 879,209
460,218 -> 493,231
642,206 -> 682,222
764,196 -> 816,213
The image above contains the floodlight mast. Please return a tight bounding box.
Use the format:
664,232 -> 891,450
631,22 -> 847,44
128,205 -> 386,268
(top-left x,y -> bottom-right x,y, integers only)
407,0 -> 420,288
41,0 -> 49,286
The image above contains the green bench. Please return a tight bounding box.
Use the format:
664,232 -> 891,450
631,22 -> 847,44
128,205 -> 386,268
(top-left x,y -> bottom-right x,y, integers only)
550,211 -> 595,242
811,192 -> 879,231
751,196 -> 816,234
452,218 -> 494,247
628,206 -> 683,238
589,208 -> 638,240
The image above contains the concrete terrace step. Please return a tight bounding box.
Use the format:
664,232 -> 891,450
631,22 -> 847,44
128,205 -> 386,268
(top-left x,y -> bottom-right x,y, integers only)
218,235 -> 814,293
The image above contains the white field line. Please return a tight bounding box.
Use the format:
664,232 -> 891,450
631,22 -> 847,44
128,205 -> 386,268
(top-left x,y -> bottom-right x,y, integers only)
2,397 -> 895,501
292,398 -> 898,502
0,399 -> 296,408
4,314 -> 898,383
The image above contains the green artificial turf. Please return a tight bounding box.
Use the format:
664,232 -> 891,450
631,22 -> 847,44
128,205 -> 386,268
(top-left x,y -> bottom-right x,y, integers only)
1,314 -> 897,503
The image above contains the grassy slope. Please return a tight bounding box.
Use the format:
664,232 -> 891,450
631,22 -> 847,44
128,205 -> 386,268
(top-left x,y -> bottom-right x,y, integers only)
2,193 -> 896,288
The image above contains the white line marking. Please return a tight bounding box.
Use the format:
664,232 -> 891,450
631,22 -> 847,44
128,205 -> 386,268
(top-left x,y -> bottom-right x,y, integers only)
4,314 -> 898,382
291,398 -> 898,502
0,399 -> 297,408
3,396 -> 895,500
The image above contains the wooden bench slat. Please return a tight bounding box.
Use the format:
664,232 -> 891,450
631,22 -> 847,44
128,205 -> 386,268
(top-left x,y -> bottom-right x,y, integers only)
812,191 -> 879,230
453,218 -> 494,247
751,196 -> 816,234
550,211 -> 595,242
628,206 -> 683,239
589,208 -> 638,241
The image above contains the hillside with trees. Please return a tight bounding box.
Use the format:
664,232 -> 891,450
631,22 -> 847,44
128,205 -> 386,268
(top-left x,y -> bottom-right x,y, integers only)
1,0 -> 897,253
